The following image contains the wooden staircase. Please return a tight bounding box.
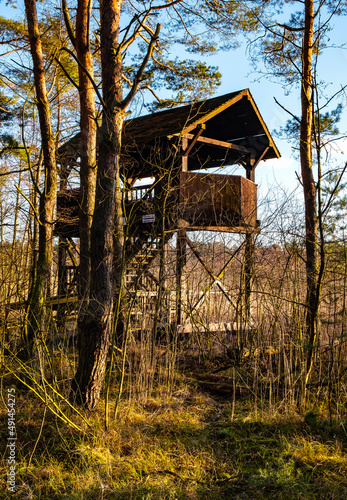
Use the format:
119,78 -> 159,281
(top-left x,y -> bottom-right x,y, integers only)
55,180 -> 176,328
124,232 -> 175,332
125,237 -> 162,292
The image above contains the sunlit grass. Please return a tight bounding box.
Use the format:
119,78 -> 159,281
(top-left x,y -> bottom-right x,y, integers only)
1,383 -> 347,499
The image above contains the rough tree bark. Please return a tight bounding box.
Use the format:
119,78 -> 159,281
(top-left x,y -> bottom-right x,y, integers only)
71,0 -> 160,409
76,0 -> 97,298
62,0 -> 97,297
300,0 -> 318,385
71,0 -> 124,410
24,0 -> 57,354
74,0 -> 99,366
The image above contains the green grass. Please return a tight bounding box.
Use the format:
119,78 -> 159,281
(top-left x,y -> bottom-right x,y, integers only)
1,380 -> 347,499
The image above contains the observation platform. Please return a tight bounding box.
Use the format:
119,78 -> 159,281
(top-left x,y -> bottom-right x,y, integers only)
56,88 -> 279,237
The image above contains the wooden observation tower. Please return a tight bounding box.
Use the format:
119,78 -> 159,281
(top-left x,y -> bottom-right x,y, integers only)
56,89 -> 280,329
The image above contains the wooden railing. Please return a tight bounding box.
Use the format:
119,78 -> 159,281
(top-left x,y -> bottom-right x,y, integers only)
125,184 -> 155,202
56,173 -> 259,236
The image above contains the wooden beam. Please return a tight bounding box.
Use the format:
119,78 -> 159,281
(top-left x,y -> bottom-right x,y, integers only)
182,89 -> 248,136
182,136 -> 188,172
246,168 -> 255,183
6,294 -> 79,311
246,156 -> 256,182
244,232 -> 254,322
170,132 -> 255,155
178,219 -> 260,234
186,236 -> 243,313
243,155 -> 255,320
58,237 -> 69,297
254,146 -> 270,168
245,92 -> 280,158
183,124 -> 206,157
176,229 -> 187,324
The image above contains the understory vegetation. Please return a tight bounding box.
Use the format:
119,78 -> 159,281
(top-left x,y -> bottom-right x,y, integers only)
1,361 -> 347,499
2,213 -> 347,498
2,197 -> 347,497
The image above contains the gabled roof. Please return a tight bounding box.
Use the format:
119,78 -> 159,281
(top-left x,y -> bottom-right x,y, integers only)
58,89 -> 280,169
122,90 -> 245,144
123,89 -> 279,159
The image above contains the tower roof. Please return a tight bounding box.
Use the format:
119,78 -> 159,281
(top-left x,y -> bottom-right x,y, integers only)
58,89 -> 280,172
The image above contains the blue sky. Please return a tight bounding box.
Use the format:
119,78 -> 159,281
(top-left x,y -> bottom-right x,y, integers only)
207,12 -> 347,197
1,0 -> 346,200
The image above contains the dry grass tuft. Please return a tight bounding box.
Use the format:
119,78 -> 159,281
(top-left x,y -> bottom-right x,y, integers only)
1,378 -> 347,499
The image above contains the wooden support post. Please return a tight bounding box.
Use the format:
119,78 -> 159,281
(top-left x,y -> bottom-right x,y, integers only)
244,160 -> 255,322
57,160 -> 71,300
175,132 -> 190,325
181,126 -> 206,172
56,237 -> 69,332
244,232 -> 254,323
58,237 -> 69,297
176,229 -> 187,325
181,136 -> 188,172
246,160 -> 255,183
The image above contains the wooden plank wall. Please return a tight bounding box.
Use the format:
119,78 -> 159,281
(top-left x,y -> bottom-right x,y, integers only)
179,172 -> 257,228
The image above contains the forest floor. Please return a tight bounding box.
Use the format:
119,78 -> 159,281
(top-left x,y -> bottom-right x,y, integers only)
1,363 -> 347,499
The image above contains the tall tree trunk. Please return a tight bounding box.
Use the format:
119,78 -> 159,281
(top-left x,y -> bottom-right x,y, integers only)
24,0 -> 57,355
76,0 -> 97,299
71,0 -> 124,410
300,0 -> 318,387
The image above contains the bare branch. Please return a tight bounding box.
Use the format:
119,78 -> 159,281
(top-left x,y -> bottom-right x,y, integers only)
277,23 -> 304,32
121,23 -> 161,109
15,183 -> 42,225
322,161 -> 347,216
59,47 -> 103,104
274,97 -> 300,123
54,56 -> 79,91
62,0 -> 76,49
